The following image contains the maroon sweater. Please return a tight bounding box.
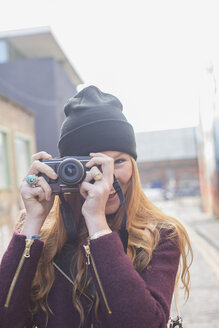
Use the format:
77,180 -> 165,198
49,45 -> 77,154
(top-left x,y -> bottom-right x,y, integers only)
0,231 -> 180,328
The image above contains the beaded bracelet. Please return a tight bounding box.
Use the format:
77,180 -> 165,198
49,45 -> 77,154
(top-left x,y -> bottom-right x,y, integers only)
28,234 -> 40,240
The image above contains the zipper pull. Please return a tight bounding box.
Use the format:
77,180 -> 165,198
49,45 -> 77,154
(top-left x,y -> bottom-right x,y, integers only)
83,241 -> 91,265
24,239 -> 34,258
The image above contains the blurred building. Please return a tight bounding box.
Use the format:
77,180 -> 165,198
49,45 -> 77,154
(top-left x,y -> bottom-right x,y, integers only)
136,127 -> 200,200
0,27 -> 83,257
0,94 -> 36,257
0,26 -> 83,157
197,62 -> 219,216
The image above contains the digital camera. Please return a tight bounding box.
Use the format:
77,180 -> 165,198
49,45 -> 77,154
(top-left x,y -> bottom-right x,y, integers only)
40,156 -> 90,194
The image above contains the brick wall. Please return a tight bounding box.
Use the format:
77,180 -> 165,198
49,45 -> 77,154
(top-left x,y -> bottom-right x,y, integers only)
0,95 -> 36,257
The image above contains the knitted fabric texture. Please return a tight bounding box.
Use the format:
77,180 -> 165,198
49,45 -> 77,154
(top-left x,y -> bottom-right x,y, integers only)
58,85 -> 137,159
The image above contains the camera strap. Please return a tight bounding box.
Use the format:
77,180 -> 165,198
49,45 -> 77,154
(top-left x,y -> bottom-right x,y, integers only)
113,176 -> 129,253
59,194 -> 78,243
59,176 -> 129,252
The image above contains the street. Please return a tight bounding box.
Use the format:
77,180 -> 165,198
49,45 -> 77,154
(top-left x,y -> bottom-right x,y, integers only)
0,196 -> 218,327
154,196 -> 219,328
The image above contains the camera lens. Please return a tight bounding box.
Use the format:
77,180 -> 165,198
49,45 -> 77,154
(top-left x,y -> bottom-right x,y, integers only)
64,164 -> 77,177
58,158 -> 85,185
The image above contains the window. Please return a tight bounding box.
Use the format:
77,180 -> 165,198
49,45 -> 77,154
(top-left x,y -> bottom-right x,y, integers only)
14,133 -> 31,187
0,40 -> 8,63
0,39 -> 24,63
0,129 -> 10,189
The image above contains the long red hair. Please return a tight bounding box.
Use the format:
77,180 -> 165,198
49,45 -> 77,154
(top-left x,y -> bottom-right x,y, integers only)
20,157 -> 192,327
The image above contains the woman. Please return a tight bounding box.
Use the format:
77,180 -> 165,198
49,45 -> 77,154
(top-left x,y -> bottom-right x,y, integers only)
0,86 -> 192,328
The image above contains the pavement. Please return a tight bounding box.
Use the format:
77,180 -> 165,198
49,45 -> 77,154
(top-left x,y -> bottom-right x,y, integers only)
154,196 -> 219,328
0,195 -> 218,327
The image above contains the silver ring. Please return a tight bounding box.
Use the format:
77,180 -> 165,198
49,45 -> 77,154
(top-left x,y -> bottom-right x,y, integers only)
26,174 -> 39,187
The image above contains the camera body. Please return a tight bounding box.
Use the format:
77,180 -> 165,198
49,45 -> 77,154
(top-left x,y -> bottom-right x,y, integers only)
40,156 -> 90,194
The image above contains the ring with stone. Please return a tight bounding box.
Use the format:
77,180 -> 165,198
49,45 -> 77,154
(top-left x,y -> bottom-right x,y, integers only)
93,172 -> 103,181
88,190 -> 95,198
26,174 -> 39,187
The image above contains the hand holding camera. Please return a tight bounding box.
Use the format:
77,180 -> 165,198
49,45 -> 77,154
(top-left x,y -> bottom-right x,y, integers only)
20,151 -> 58,236
21,151 -> 111,237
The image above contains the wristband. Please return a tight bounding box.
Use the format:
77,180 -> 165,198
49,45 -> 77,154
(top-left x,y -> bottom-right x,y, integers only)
90,229 -> 112,240
28,234 -> 40,240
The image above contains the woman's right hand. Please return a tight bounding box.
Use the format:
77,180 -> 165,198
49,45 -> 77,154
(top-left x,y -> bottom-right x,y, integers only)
20,151 -> 58,236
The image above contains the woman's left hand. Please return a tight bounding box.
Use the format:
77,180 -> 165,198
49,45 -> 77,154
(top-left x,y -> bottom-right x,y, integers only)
80,152 -> 114,236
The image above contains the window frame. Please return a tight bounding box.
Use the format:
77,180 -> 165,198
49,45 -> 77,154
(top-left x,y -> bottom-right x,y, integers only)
14,131 -> 33,189
0,125 -> 11,190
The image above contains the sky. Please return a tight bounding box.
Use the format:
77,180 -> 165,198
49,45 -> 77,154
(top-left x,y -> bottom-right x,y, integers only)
1,0 -> 219,133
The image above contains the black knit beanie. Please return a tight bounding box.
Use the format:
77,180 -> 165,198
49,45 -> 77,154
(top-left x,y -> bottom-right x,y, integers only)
58,85 -> 137,160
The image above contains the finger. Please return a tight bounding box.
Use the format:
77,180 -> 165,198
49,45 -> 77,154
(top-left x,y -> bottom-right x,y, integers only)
87,152 -> 109,166
87,153 -> 113,170
84,166 -> 103,183
37,188 -> 46,202
31,151 -> 52,163
89,152 -> 106,158
34,176 -> 53,201
22,185 -> 45,202
80,181 -> 95,199
26,161 -> 58,180
86,155 -> 114,182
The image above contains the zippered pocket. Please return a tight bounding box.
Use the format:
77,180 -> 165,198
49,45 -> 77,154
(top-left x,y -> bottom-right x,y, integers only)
83,240 -> 112,315
4,238 -> 34,308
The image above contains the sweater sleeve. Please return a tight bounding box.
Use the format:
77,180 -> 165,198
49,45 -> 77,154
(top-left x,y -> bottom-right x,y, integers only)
0,231 -> 44,328
82,231 -> 180,328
